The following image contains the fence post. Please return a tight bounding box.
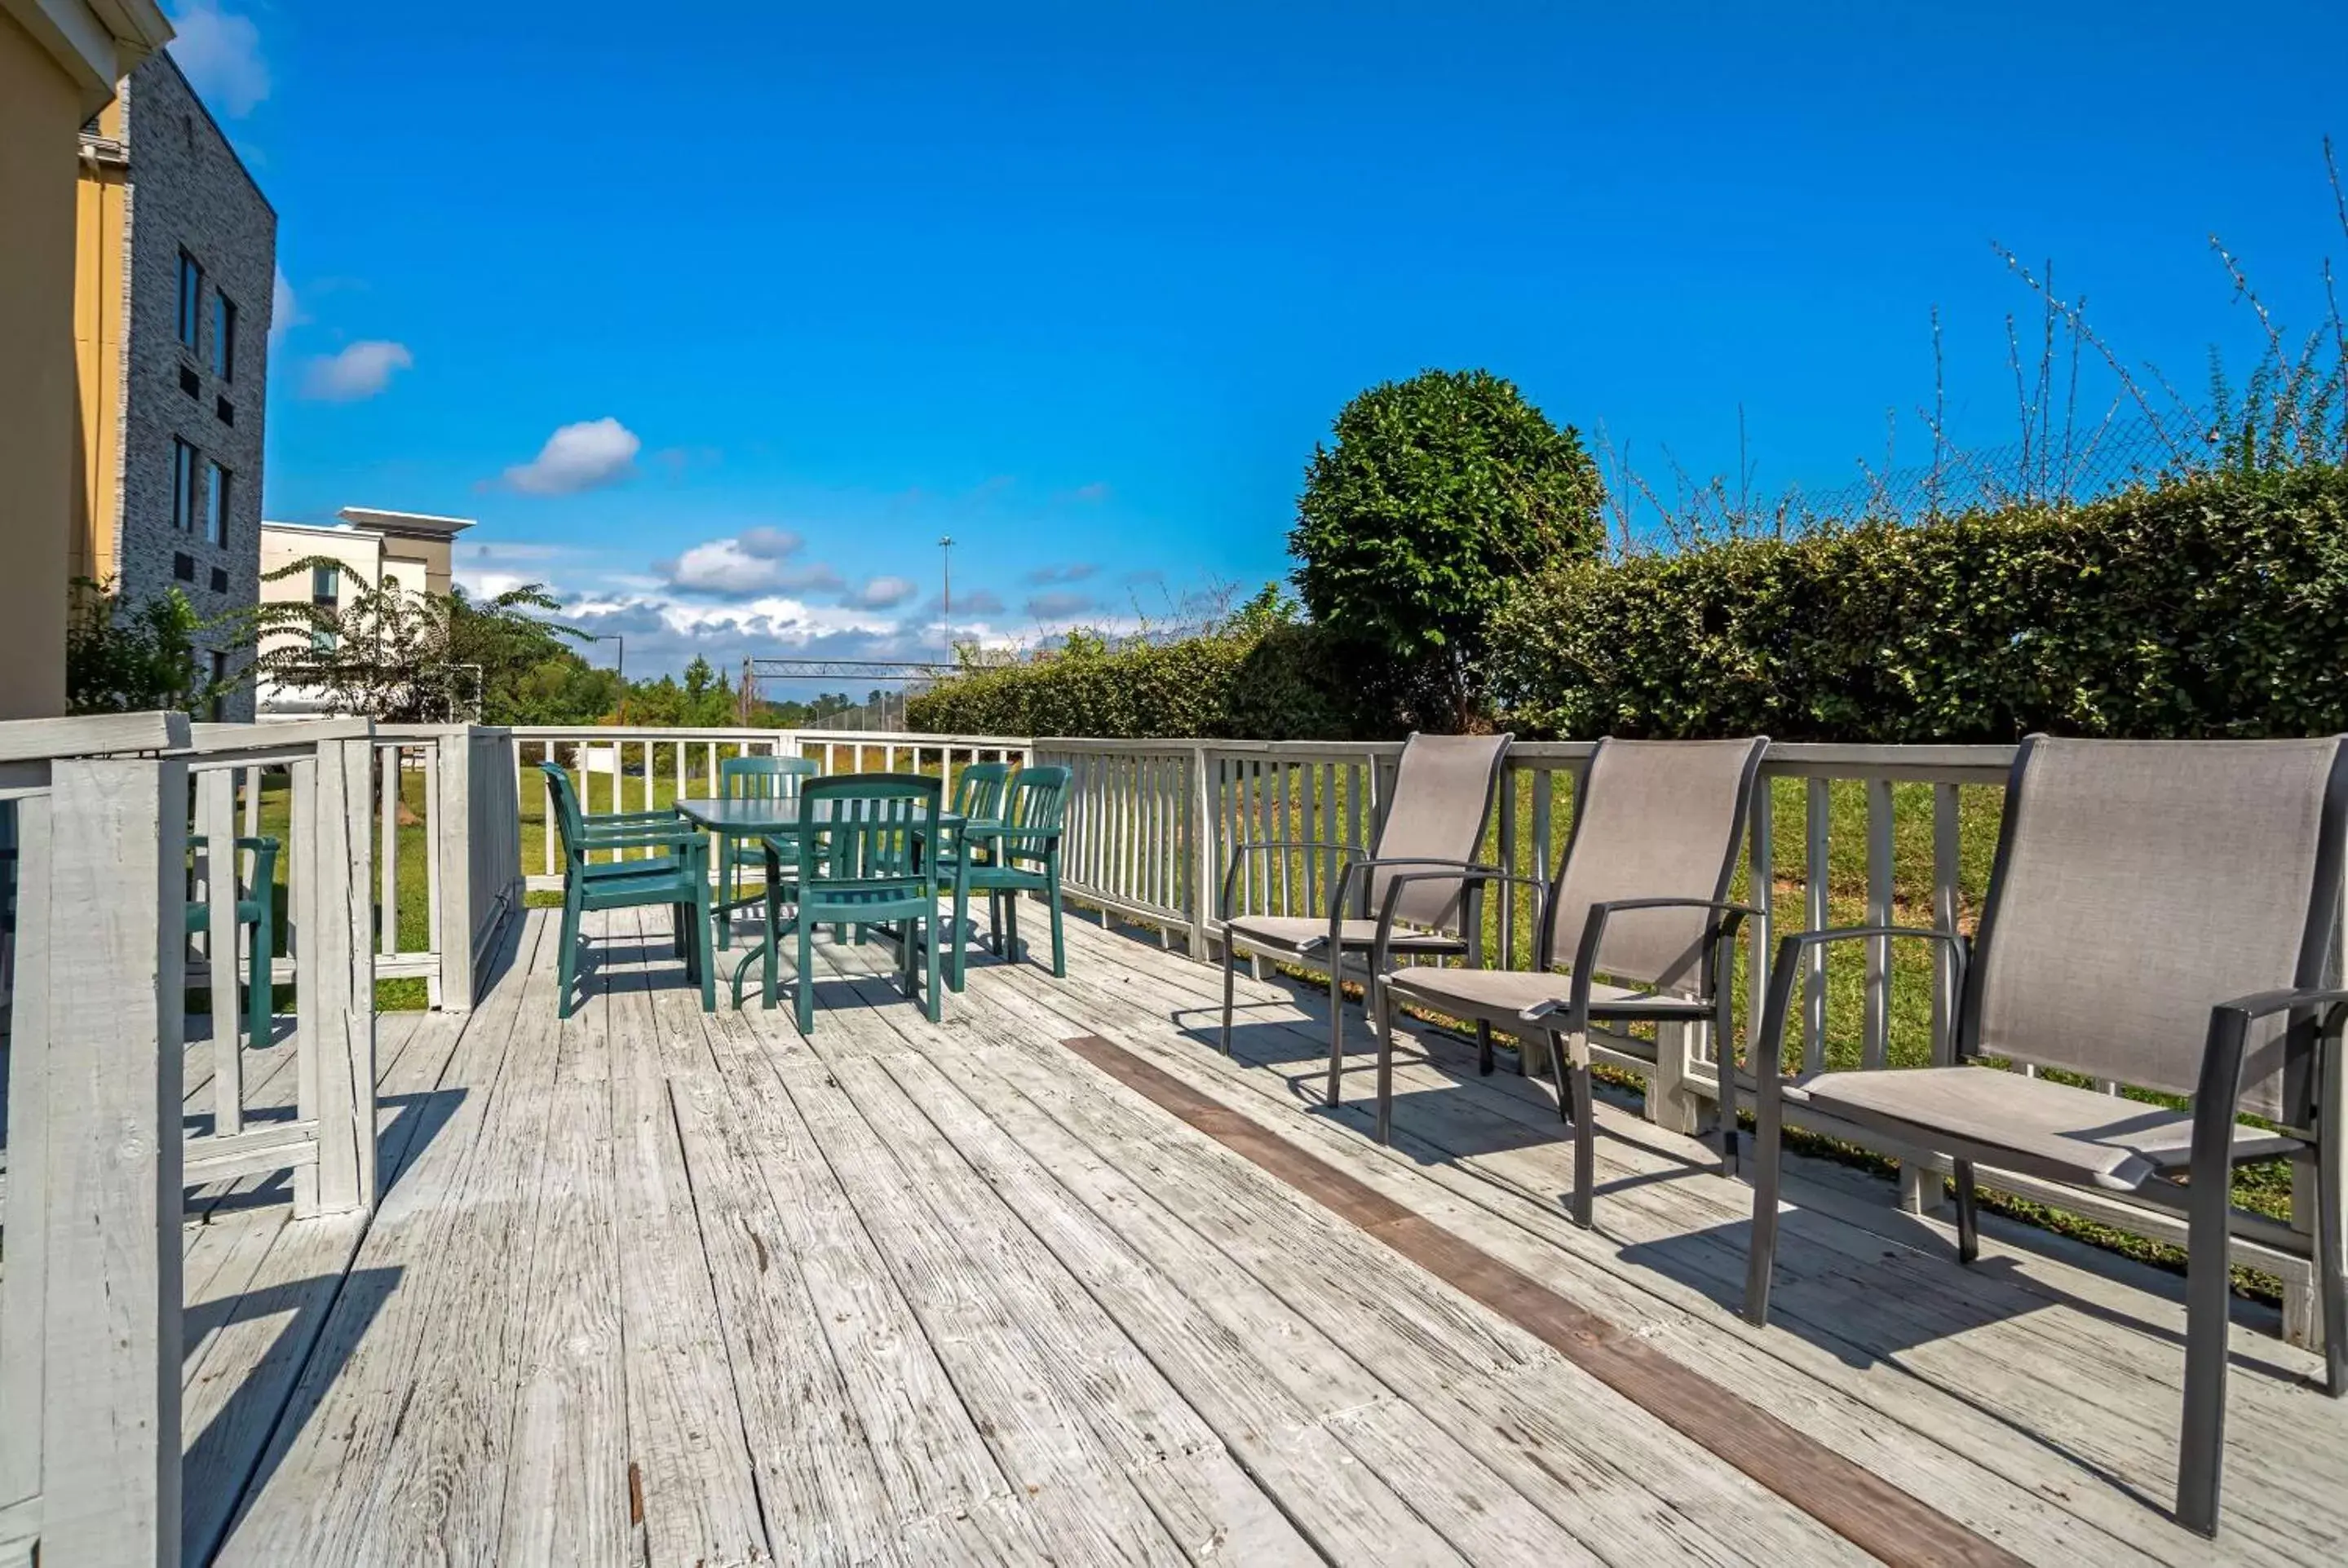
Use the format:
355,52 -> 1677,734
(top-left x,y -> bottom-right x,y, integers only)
434,727 -> 477,1010
294,732 -> 378,1216
26,757 -> 186,1567
1187,744 -> 1213,960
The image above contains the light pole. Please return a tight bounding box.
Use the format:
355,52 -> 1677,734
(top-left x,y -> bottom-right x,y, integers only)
938,535 -> 954,661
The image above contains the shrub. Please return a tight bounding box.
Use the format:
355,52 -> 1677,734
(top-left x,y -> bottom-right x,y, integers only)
907,621 -> 1382,740
1488,463 -> 2348,740
1291,368 -> 1606,727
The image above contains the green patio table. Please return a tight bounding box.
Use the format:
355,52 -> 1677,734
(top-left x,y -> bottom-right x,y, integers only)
674,793 -> 967,1010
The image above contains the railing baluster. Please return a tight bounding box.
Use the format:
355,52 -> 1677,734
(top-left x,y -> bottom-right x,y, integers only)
379,744 -> 399,956
201,766 -> 243,1135
1803,777 -> 1830,1071
1497,766 -> 1518,967
1530,766 -> 1554,964
1746,772 -> 1774,1089
1864,777 -> 1893,1071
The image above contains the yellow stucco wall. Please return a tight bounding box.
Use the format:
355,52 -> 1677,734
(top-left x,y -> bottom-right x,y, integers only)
0,7 -> 85,718
71,96 -> 129,586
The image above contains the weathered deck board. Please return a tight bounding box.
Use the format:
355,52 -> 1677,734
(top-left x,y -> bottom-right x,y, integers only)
174,903 -> 2348,1567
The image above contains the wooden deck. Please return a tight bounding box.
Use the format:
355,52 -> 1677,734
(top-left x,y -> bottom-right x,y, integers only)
175,903 -> 2348,1566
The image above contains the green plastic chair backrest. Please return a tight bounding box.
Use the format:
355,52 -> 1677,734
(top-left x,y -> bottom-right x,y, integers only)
998,765 -> 1071,866
720,753 -> 820,799
538,762 -> 587,857
951,761 -> 1014,820
794,773 -> 941,893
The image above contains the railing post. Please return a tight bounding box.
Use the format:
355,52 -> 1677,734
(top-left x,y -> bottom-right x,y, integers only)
292,732 -> 378,1216
20,757 -> 186,1567
434,726 -> 477,1010
1187,744 -> 1213,960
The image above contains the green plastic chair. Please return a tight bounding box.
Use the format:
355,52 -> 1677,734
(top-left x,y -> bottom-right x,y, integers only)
186,833 -> 280,1049
541,762 -> 714,1018
947,765 -> 1069,990
754,772 -> 943,1035
540,762 -> 684,874
714,754 -> 820,947
935,761 -> 1015,961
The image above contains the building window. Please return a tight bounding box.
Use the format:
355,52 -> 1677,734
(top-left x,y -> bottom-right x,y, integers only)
205,461 -> 231,545
210,566 -> 228,593
208,650 -> 232,722
171,439 -> 199,531
311,563 -> 338,606
177,250 -> 203,348
173,552 -> 195,582
212,294 -> 237,381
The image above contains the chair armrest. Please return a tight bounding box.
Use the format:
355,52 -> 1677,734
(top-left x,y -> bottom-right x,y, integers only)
1221,840 -> 1366,921
1547,896 -> 1774,1031
1746,925 -> 1972,1086
570,826 -> 707,857
2193,986 -> 2348,1146
1368,865 -> 1531,970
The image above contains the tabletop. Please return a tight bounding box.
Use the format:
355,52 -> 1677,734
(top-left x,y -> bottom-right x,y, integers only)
674,796 -> 967,834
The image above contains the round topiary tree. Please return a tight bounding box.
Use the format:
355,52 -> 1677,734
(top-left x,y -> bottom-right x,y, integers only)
1289,368 -> 1607,730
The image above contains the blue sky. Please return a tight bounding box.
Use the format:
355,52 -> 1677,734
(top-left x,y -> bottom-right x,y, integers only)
176,2 -> 2348,681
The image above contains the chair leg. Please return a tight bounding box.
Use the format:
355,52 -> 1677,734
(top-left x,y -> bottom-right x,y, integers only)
1046,873 -> 1065,978
1373,980 -> 1395,1144
2178,1157 -> 2236,1535
923,906 -> 942,1023
951,872 -> 971,993
1743,1082 -> 1784,1327
795,920 -> 816,1036
1325,965 -> 1346,1109
1544,1027 -> 1571,1123
558,888 -> 583,1020
1221,939 -> 1237,1056
693,874 -> 715,1014
1006,894 -> 1022,963
1953,1159 -> 1980,1264
763,881 -> 781,1011
1476,1019 -> 1495,1076
247,916 -> 272,1049
715,852 -> 733,950
2319,1134 -> 2347,1398
1569,1036 -> 1595,1230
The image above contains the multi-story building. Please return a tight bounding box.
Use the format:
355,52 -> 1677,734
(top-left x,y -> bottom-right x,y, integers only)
0,0 -> 171,719
72,49 -> 275,718
256,509 -> 477,718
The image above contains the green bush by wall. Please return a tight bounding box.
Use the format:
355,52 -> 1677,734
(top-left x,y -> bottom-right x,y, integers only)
1490,464 -> 2348,740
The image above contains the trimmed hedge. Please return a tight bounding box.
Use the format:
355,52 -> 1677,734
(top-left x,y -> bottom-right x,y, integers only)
907,623 -> 1387,740
1489,465 -> 2348,741
913,466 -> 2348,744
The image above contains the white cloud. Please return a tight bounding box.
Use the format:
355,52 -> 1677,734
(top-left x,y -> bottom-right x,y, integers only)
847,575 -> 919,609
501,417 -> 641,496
663,536 -> 843,596
300,339 -> 413,401
269,268 -> 304,347
167,2 -> 269,117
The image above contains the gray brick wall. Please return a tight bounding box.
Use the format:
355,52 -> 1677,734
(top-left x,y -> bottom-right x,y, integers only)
117,54 -> 275,720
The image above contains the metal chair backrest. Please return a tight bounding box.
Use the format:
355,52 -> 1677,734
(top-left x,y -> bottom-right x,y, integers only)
952,761 -> 1015,821
794,773 -> 941,897
1543,737 -> 1769,992
720,753 -> 819,799
1367,732 -> 1513,930
1963,735 -> 2348,1120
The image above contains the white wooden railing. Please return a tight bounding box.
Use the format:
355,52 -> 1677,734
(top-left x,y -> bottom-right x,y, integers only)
0,711 -> 385,1567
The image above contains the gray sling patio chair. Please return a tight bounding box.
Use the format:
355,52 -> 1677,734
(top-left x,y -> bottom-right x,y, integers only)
1740,735 -> 2348,1537
1370,736 -> 1768,1226
1220,732 -> 1512,1106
